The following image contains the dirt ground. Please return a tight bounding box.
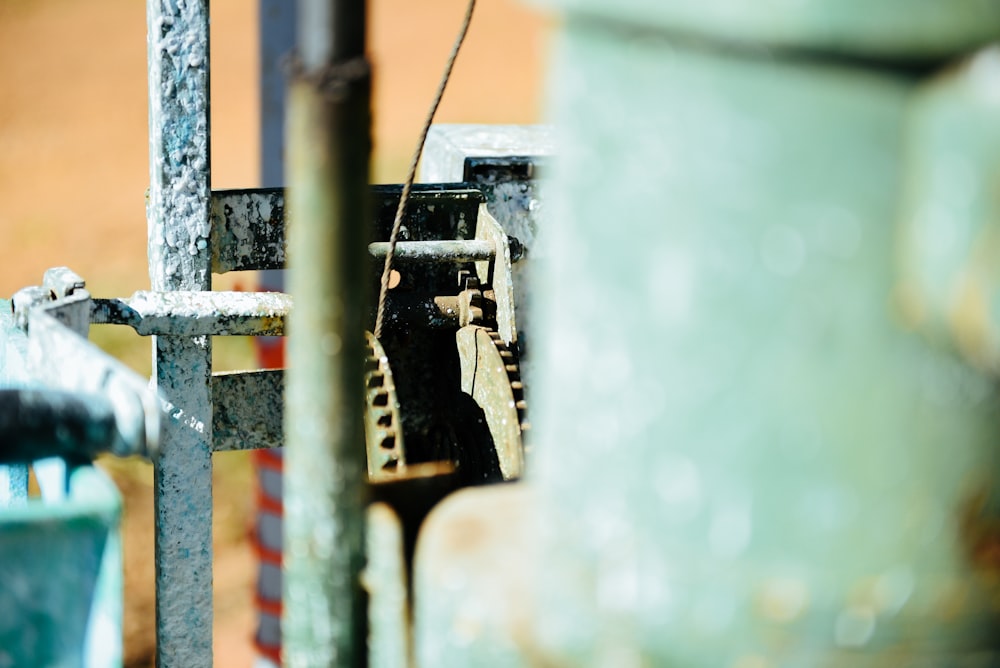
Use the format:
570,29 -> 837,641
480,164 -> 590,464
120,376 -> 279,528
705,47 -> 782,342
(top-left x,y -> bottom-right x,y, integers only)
0,1 -> 549,665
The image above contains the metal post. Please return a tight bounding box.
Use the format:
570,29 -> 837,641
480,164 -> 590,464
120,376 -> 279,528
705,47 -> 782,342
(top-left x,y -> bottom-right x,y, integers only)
284,0 -> 370,665
253,4 -> 296,664
146,1 -> 214,665
260,0 -> 296,190
258,0 -> 295,291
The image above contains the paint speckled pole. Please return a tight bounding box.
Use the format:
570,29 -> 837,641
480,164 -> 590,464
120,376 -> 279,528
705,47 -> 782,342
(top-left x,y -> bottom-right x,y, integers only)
284,0 -> 370,665
146,1 -> 214,666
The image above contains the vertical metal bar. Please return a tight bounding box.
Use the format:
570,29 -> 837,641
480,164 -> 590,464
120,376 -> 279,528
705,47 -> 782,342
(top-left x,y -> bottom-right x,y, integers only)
258,0 -> 295,293
254,5 -> 295,662
260,0 -> 296,190
147,1 -> 214,666
284,0 -> 370,664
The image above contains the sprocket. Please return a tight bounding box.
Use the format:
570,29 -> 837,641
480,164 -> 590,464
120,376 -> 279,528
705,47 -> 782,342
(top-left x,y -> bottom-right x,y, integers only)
364,330 -> 407,481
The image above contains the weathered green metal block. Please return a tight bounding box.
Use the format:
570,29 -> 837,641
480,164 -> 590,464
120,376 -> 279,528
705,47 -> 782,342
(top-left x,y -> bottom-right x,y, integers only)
0,464 -> 123,668
534,0 -> 1000,61
0,299 -> 124,667
527,17 -> 1000,668
414,9 -> 1000,668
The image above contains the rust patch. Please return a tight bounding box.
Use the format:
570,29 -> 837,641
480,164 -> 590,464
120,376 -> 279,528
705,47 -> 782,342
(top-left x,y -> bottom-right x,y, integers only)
948,270 -> 992,370
958,486 -> 1000,572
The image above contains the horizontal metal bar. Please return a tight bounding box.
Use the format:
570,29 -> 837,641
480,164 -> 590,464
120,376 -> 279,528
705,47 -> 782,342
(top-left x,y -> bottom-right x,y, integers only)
367,239 -> 494,263
212,370 -> 283,451
91,291 -> 291,336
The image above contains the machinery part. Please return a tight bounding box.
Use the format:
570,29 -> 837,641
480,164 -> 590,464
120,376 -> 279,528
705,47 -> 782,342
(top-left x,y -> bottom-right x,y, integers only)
368,238 -> 523,264
455,325 -> 527,480
473,205 -> 517,346
457,270 -> 486,327
369,239 -> 494,263
371,0 -> 478,340
365,331 -> 407,481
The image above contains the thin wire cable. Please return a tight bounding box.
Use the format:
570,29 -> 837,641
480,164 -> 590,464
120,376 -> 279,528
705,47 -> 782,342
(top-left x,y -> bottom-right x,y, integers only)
373,0 -> 476,339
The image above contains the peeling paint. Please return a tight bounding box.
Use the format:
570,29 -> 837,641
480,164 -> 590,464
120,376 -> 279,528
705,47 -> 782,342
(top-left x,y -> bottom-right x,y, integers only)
211,188 -> 286,273
212,370 -> 283,451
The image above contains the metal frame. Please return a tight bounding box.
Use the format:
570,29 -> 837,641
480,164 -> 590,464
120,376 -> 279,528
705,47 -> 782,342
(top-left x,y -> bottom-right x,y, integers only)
4,3 -> 550,664
145,1 -> 371,663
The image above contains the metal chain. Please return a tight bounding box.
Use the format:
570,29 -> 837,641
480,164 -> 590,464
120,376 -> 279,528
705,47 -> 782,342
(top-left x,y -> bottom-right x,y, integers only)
373,0 -> 477,339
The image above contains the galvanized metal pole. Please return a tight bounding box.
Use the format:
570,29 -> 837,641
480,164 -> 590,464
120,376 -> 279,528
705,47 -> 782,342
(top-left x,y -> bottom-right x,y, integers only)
284,0 -> 370,665
146,1 -> 214,666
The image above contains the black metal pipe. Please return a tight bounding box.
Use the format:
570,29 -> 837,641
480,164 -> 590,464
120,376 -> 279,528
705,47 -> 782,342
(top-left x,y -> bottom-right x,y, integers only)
0,389 -> 116,464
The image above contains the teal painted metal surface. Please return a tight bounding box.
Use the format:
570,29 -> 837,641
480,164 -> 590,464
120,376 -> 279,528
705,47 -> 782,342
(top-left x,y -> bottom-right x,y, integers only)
365,503 -> 409,668
410,8 -> 1000,668
0,298 -> 131,667
529,13 -> 1000,668
533,0 -> 1000,61
414,485 -> 534,668
0,463 -> 123,668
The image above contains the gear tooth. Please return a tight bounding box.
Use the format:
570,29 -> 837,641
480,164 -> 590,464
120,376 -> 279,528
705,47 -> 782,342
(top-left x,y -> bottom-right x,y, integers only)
515,400 -> 527,410
365,331 -> 405,481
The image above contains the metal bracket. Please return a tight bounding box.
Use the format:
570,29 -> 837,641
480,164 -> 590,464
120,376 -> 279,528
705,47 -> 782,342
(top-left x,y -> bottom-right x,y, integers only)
11,268 -> 162,460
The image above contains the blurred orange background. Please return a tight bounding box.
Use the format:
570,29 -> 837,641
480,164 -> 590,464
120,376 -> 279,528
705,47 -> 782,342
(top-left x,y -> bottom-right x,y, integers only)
0,1 -> 550,664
